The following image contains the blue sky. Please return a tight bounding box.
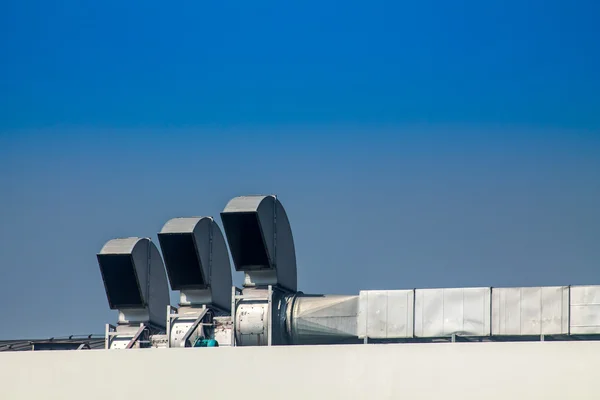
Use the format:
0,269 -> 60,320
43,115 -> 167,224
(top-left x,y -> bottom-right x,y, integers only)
0,1 -> 599,338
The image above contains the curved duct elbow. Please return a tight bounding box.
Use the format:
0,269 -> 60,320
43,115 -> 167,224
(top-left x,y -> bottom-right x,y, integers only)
97,237 -> 169,328
158,217 -> 232,311
221,195 -> 297,292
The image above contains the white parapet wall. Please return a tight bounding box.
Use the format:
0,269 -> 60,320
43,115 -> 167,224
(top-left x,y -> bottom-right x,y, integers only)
1,341 -> 599,399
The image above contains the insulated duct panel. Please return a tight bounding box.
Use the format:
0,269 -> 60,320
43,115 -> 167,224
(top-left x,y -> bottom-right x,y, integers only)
358,290 -> 414,339
492,286 -> 569,336
414,287 -> 491,337
570,286 -> 600,335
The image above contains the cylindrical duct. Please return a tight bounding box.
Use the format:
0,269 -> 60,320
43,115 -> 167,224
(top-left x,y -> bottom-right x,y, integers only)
287,295 -> 359,345
235,302 -> 269,346
235,291 -> 360,346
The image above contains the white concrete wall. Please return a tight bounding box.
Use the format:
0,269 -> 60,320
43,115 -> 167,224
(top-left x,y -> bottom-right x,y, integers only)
1,341 -> 599,399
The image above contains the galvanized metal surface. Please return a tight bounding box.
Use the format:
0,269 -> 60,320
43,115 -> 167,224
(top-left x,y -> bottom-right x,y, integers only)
85,192 -> 600,354
158,216 -> 232,311
570,286 -> 600,334
221,195 -> 297,291
236,302 -> 269,346
414,287 -> 491,337
290,295 -> 359,344
492,286 -> 569,336
97,237 -> 169,328
169,312 -> 205,348
358,290 -> 414,339
213,316 -> 233,346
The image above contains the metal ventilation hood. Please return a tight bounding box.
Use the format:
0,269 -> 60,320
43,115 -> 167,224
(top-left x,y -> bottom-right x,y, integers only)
97,237 -> 169,328
92,194 -> 600,351
158,217 -> 232,311
221,195 -> 297,292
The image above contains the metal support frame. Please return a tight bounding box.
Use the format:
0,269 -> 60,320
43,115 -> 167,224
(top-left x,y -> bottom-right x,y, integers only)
267,285 -> 273,346
166,305 -> 178,347
231,286 -> 243,347
105,323 -> 152,349
166,304 -> 218,348
104,324 -> 116,350
181,307 -> 209,347
125,324 -> 147,349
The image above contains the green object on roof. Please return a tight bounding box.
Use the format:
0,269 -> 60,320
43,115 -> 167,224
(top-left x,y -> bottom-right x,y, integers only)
193,338 -> 219,347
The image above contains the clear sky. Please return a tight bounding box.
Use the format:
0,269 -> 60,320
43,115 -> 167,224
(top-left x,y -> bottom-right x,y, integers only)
0,1 -> 599,339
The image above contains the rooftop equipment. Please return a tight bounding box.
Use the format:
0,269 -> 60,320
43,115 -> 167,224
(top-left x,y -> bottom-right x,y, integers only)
222,195 -> 298,345
221,195 -> 297,291
158,217 -> 233,347
222,195 -> 362,346
87,194 -> 600,351
97,237 -> 169,349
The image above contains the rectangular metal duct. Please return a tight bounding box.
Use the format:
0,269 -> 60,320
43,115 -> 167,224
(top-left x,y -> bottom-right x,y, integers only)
492,286 -> 569,336
414,287 -> 491,337
570,285 -> 600,334
358,290 -> 414,339
221,195 -> 297,291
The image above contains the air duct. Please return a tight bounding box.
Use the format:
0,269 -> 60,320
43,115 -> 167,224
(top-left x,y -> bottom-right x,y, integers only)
158,217 -> 233,347
222,195 -> 362,346
287,295 -> 359,345
221,195 -> 297,292
97,237 -> 170,349
158,217 -> 232,311
91,195 -> 600,350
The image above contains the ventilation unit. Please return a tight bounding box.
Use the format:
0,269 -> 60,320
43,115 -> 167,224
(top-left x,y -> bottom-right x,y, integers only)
97,237 -> 169,349
158,217 -> 233,347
